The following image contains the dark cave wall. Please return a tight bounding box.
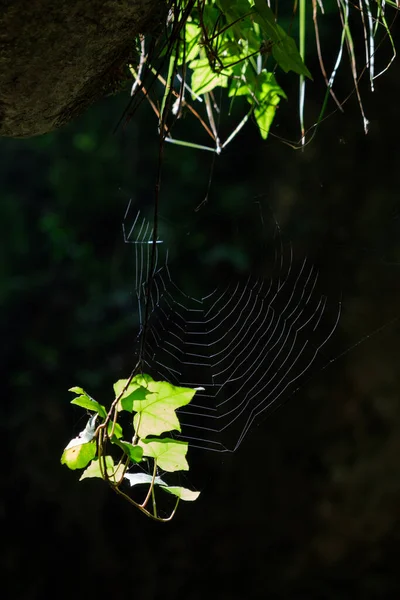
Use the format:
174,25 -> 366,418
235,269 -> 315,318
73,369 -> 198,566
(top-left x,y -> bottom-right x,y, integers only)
0,0 -> 165,137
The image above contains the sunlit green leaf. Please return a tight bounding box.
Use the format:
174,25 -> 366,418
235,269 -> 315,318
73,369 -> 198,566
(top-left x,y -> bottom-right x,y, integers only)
252,71 -> 287,139
228,81 -> 249,97
139,438 -> 189,472
161,486 -> 201,501
80,456 -> 125,483
69,390 -> 107,419
132,378 -> 197,438
179,21 -> 201,66
69,386 -> 85,395
107,421 -> 123,439
119,386 -> 149,413
113,375 -> 151,411
190,58 -> 229,96
61,441 -> 96,470
112,438 -> 143,463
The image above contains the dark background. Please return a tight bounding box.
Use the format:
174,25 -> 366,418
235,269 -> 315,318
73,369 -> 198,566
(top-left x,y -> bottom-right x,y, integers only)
3,13 -> 400,599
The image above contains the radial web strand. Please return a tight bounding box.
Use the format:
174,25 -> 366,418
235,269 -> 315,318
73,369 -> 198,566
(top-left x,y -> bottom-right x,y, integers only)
123,203 -> 341,452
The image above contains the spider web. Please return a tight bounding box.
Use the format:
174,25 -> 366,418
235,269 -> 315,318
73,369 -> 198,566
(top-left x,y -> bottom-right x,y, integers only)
123,201 -> 341,452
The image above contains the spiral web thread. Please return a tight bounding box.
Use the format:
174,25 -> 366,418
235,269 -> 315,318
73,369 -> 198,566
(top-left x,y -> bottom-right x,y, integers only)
123,202 -> 341,452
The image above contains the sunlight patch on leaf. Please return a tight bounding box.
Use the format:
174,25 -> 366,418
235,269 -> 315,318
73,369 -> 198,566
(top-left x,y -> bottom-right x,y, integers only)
80,457 -> 125,483
252,71 -> 287,139
139,438 -> 189,472
132,377 -> 198,438
61,441 -> 96,470
180,21 -> 202,65
69,390 -> 107,419
190,58 -> 230,96
113,375 -> 151,412
112,438 -> 143,463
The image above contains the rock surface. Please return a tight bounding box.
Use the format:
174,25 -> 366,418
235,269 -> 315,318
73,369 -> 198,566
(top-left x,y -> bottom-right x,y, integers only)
0,0 -> 164,137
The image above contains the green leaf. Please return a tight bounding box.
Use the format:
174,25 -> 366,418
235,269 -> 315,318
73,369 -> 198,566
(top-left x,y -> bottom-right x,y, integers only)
107,421 -> 123,440
80,456 -> 125,483
272,26 -> 312,78
251,71 -> 287,139
228,81 -> 250,98
112,438 -> 143,463
252,0 -> 311,78
120,386 -> 149,413
139,438 -> 189,472
70,390 -> 107,419
252,0 -> 284,41
69,386 -> 85,395
161,486 -> 201,501
113,375 -> 151,412
190,58 -> 229,96
217,0 -> 255,43
124,472 -> 167,487
114,374 -> 153,396
132,379 -> 197,438
61,441 -> 96,470
69,388 -> 122,437
179,21 -> 201,66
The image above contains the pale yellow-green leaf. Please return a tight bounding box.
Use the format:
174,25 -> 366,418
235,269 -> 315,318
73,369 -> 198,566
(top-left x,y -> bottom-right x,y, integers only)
61,441 -> 96,470
80,456 -> 125,483
161,486 -> 201,501
133,379 -> 197,438
139,438 -> 189,472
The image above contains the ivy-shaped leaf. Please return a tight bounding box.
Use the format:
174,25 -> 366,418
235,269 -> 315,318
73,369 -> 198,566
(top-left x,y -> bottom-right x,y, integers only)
252,0 -> 311,78
80,456 -> 125,483
107,421 -> 123,440
190,58 -> 229,96
61,414 -> 98,470
132,379 -> 197,438
272,26 -> 312,79
139,438 -> 189,472
179,21 -> 202,66
113,375 -> 151,412
61,441 -> 96,470
120,386 -> 149,413
251,71 -> 287,139
112,438 -> 143,463
69,389 -> 123,438
69,386 -> 85,395
69,389 -> 107,418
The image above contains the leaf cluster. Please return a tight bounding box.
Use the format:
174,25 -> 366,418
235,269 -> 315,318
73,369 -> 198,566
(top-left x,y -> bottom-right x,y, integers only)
130,0 -> 311,150
129,0 -> 399,149
61,374 -> 201,521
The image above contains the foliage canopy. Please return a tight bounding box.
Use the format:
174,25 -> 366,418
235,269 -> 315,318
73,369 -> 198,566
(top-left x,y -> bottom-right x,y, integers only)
126,0 -> 398,150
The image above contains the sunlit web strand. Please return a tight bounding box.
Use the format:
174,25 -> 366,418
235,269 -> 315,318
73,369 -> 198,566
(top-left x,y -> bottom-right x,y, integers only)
123,203 -> 340,452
